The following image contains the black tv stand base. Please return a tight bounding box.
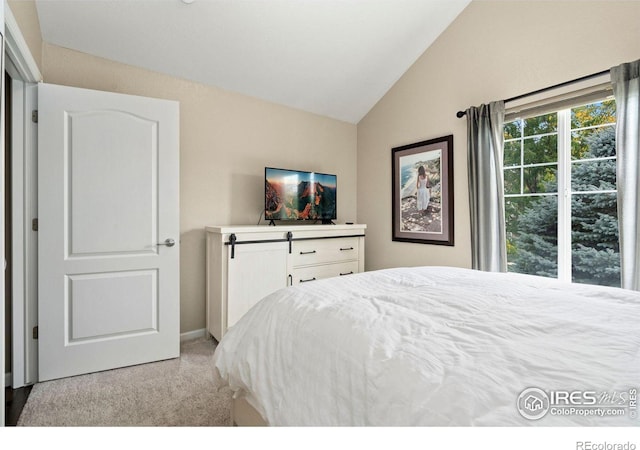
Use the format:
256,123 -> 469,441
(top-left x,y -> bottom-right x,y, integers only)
268,219 -> 276,226
321,219 -> 335,225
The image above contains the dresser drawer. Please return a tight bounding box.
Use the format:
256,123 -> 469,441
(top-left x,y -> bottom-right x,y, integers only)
291,237 -> 359,267
291,261 -> 359,285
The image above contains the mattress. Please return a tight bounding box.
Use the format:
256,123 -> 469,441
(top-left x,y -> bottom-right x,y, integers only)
212,266 -> 640,426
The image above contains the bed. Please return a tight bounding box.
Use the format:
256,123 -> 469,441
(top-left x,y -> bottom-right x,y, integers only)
212,266 -> 640,426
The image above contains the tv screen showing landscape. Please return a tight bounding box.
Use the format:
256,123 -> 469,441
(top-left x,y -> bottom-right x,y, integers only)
265,167 -> 337,221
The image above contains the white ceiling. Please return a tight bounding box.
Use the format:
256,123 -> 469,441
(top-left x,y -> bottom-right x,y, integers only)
35,0 -> 470,124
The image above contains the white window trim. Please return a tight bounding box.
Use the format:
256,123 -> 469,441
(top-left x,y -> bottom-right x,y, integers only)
505,73 -> 612,122
557,108 -> 571,283
504,98 -> 617,284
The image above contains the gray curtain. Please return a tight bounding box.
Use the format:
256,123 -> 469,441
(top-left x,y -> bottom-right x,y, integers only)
611,60 -> 640,290
466,101 -> 507,272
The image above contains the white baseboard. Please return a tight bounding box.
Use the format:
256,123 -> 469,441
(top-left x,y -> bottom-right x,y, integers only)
180,328 -> 207,342
5,372 -> 12,388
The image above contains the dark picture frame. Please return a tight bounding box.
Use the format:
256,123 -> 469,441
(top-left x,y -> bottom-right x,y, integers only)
391,134 -> 454,245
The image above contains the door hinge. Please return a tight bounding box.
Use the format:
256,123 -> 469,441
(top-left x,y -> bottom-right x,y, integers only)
32,110 -> 38,123
32,326 -> 38,340
32,218 -> 38,231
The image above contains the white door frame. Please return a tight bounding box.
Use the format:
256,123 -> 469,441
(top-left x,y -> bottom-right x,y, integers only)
4,3 -> 42,389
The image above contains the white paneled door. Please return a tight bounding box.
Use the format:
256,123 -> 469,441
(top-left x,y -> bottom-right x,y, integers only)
37,84 -> 180,381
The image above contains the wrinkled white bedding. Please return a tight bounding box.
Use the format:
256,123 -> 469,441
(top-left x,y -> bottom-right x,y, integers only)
212,266 -> 640,426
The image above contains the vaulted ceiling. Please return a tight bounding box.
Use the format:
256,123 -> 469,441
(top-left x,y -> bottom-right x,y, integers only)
35,0 -> 470,123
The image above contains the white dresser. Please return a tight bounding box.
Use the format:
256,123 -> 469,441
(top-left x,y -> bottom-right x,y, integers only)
206,224 -> 366,341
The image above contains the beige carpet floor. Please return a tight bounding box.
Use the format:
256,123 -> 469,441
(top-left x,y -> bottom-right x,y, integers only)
17,338 -> 233,426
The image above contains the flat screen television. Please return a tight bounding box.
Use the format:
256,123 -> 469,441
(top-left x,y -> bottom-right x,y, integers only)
265,167 -> 337,224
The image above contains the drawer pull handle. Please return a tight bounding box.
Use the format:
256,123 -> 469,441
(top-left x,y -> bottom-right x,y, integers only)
300,277 -> 316,283
339,271 -> 354,276
340,247 -> 354,251
300,250 -> 317,255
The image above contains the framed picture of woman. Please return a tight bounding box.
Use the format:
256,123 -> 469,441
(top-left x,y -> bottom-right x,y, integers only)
391,135 -> 454,245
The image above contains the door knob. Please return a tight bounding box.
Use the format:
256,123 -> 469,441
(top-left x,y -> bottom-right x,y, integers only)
158,238 -> 176,247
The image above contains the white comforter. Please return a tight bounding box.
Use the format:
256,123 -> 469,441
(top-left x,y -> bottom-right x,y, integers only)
212,266 -> 640,426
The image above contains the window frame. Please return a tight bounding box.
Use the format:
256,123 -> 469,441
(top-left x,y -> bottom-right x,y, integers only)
503,98 -> 617,284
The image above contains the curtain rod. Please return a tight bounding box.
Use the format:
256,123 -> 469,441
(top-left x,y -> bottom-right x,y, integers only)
455,68 -> 611,118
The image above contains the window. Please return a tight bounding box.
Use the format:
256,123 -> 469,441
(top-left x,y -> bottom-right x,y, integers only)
503,99 -> 619,287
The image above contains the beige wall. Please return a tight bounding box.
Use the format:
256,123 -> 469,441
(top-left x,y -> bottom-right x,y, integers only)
7,1 -> 357,336
357,1 -> 640,271
6,0 -> 640,342
7,0 -> 42,70
40,44 -> 357,334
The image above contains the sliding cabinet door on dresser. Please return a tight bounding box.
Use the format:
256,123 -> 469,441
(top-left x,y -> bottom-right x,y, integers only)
207,231 -> 288,341
227,242 -> 289,329
206,224 -> 366,341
